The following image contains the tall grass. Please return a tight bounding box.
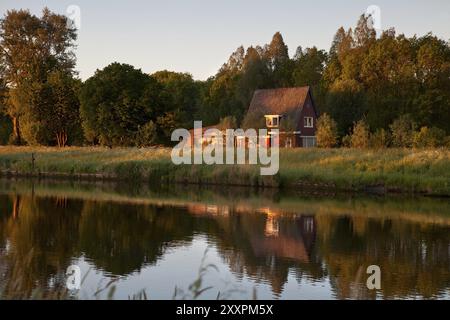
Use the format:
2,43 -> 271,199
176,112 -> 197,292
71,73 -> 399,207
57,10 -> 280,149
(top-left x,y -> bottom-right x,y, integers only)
0,146 -> 449,195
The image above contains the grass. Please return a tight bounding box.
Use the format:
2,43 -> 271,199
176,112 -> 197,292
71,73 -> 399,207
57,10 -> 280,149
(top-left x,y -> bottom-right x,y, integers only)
0,146 -> 449,195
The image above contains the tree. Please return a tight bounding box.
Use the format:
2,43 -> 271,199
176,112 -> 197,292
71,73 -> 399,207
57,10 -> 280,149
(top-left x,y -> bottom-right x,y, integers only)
135,121 -> 157,147
0,73 -> 11,144
266,32 -> 291,86
353,14 -> 376,48
152,70 -> 202,127
390,115 -> 417,148
316,113 -> 338,148
413,126 -> 446,148
234,46 -> 271,120
324,79 -> 366,136
370,128 -> 390,149
79,63 -> 164,146
292,47 -> 327,91
46,71 -> 82,147
414,35 -> 450,133
350,120 -> 370,148
0,8 -> 77,145
329,27 -> 354,60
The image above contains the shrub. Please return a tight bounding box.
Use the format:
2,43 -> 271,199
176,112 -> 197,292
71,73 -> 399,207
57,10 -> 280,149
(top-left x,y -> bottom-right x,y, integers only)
390,114 -> 417,148
341,134 -> 351,147
370,128 -> 390,149
444,136 -> 450,148
135,121 -> 158,147
218,116 -> 237,130
413,126 -> 446,148
316,113 -> 338,148
350,120 -> 369,148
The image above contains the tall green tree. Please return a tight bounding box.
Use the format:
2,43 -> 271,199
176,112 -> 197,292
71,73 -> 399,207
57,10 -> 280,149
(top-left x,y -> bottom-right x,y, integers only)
152,70 -> 202,128
0,8 -> 77,144
79,63 -> 164,146
266,32 -> 291,86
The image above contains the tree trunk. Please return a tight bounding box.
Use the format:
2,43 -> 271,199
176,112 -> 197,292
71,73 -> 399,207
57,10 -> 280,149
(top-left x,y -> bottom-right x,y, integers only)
56,131 -> 68,148
12,116 -> 21,145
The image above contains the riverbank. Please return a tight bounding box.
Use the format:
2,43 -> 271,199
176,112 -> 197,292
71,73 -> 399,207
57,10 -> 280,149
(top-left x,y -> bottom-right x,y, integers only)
0,146 -> 449,196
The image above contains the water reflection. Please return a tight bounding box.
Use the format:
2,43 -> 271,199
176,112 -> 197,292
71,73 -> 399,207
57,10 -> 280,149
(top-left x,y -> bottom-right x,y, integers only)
0,180 -> 449,299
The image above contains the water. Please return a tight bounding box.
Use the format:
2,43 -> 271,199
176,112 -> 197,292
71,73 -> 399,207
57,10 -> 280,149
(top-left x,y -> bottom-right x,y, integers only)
0,179 -> 449,300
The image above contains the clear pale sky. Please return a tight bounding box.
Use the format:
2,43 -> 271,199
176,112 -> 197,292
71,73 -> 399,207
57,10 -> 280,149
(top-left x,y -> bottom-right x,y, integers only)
1,0 -> 449,80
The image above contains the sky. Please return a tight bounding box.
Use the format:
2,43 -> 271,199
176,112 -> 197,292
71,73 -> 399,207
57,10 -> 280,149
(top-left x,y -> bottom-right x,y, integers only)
1,0 -> 450,81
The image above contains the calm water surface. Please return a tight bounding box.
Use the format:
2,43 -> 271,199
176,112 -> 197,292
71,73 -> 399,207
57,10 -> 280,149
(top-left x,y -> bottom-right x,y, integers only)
0,179 -> 449,299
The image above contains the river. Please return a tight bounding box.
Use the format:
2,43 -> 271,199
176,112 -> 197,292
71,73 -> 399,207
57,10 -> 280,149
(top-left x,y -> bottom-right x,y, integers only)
0,179 -> 449,299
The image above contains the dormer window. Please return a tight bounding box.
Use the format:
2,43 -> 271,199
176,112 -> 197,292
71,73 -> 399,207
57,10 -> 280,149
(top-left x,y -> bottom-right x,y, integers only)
265,115 -> 281,128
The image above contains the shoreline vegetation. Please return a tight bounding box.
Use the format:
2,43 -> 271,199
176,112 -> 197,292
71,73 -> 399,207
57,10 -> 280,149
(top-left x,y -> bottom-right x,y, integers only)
0,147 -> 449,196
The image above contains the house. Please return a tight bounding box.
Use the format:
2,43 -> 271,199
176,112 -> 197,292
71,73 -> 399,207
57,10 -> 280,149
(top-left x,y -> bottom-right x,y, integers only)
246,86 -> 319,148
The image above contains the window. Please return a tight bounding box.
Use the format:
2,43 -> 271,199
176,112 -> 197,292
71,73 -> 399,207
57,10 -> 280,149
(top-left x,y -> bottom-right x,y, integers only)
301,136 -> 317,148
265,115 -> 280,128
304,116 -> 313,128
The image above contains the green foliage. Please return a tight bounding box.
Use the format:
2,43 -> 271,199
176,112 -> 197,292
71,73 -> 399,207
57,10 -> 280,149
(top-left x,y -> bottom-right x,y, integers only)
390,115 -> 417,148
156,112 -> 181,144
79,63 -> 164,146
324,79 -> 366,136
413,126 -> 446,148
350,120 -> 370,148
152,70 -> 202,127
135,121 -> 158,147
322,18 -> 450,137
0,8 -> 77,145
316,113 -> 338,148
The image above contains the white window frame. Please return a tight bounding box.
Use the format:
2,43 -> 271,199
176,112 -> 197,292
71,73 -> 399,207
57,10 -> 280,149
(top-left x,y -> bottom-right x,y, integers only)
304,116 -> 313,128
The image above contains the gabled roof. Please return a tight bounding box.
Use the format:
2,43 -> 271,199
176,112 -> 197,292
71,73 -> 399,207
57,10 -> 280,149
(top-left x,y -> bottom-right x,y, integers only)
247,86 -> 311,116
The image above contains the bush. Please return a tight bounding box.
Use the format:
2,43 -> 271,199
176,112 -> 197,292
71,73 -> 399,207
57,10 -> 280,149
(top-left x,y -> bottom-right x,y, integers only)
413,126 -> 446,148
135,121 -> 158,147
370,128 -> 390,149
316,113 -> 338,148
444,136 -> 450,148
350,120 -> 369,148
218,116 -> 237,130
341,134 -> 351,147
390,114 -> 417,148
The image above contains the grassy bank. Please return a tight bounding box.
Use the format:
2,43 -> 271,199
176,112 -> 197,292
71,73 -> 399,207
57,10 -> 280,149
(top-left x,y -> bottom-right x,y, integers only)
0,146 -> 449,195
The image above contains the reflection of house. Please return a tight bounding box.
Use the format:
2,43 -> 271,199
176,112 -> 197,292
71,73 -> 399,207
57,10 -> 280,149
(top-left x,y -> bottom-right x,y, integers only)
186,203 -> 230,217
246,86 -> 318,148
251,214 -> 317,263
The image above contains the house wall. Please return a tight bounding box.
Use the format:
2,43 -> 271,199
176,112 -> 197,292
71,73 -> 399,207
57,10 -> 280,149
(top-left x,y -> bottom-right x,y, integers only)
296,93 -> 317,147
297,93 -> 317,135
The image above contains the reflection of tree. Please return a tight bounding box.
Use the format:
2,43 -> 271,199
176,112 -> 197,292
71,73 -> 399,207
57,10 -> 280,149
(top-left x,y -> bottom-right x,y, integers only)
78,202 -> 196,275
317,215 -> 450,299
0,194 -> 82,299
